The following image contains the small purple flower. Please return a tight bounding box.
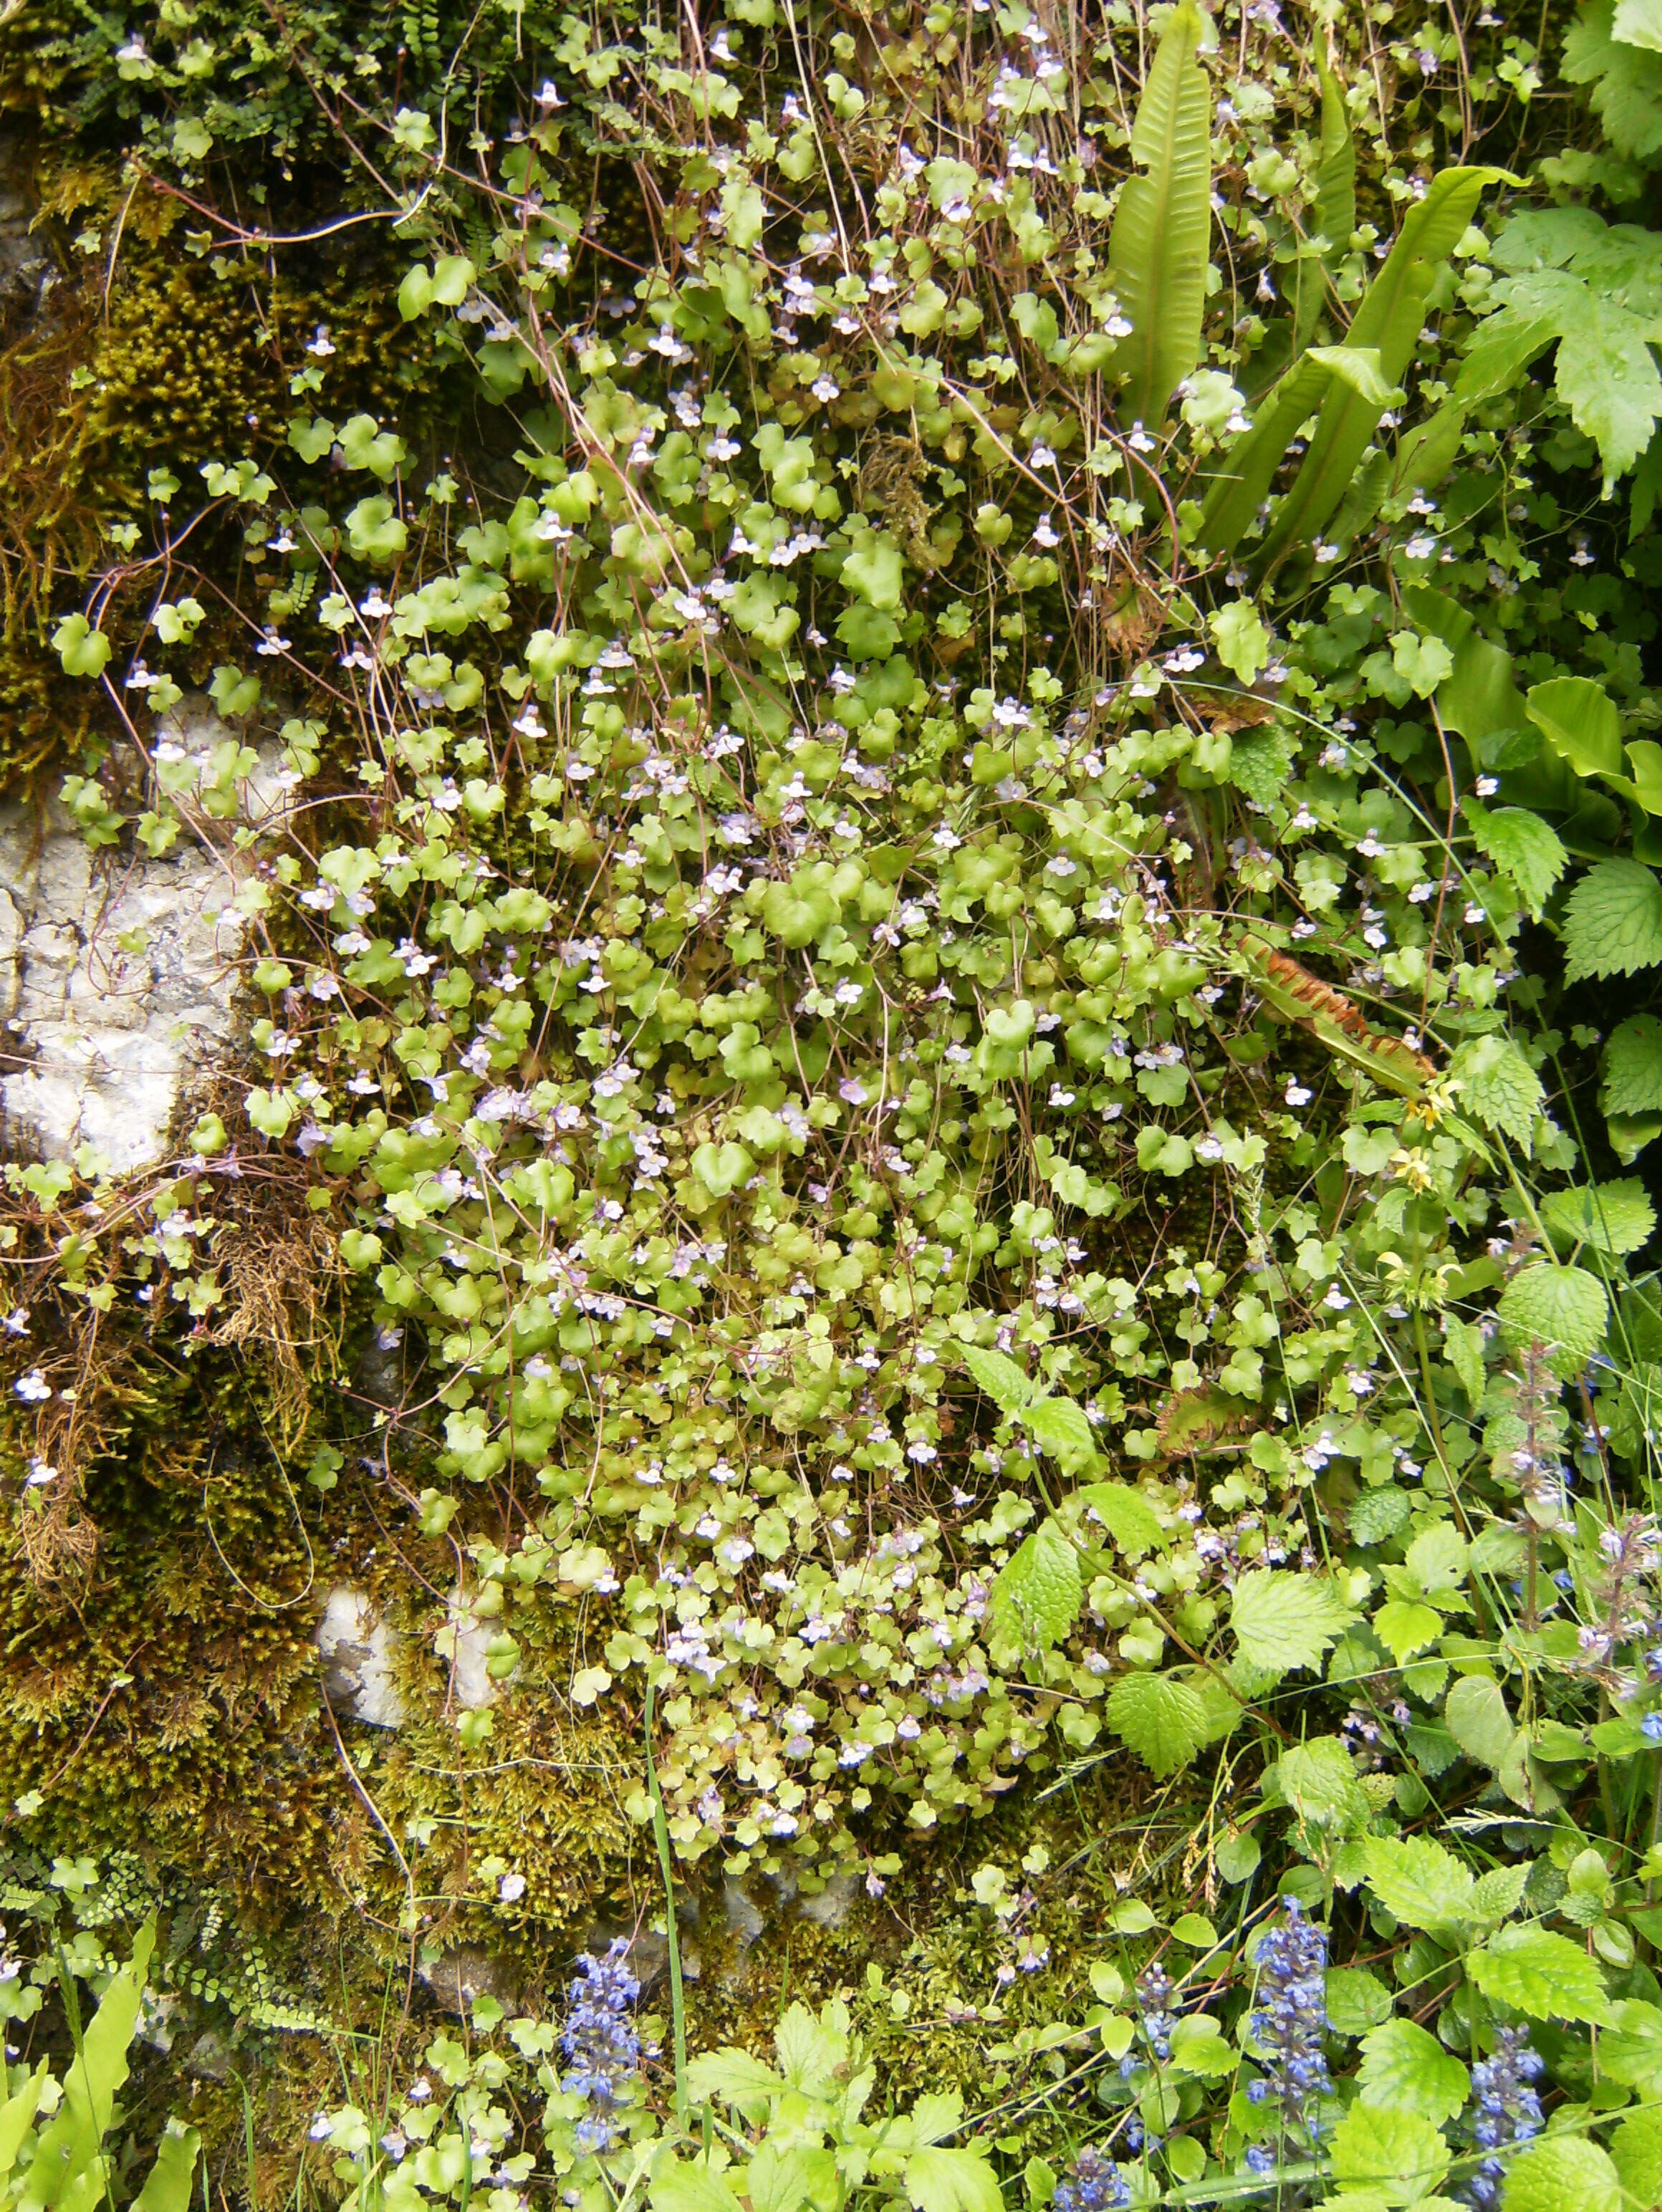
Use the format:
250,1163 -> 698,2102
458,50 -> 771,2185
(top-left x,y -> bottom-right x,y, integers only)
1246,1900 -> 1331,2141
1053,2147 -> 1130,2212
561,1940 -> 642,2153
1461,2026 -> 1544,2210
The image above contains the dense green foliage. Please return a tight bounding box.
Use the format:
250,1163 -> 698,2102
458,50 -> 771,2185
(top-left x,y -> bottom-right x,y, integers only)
14,0 -> 1662,2206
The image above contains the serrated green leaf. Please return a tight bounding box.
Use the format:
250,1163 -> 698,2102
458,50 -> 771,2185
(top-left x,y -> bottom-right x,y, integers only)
1502,2135 -> 1622,2212
1404,1521 -> 1469,1600
1610,2105 -> 1662,2210
991,1517 -> 1082,1650
1229,1571 -> 1355,1677
1604,1014 -> 1662,1118
904,2148 -> 1003,2212
1275,1736 -> 1368,1829
1024,1396 -> 1097,1468
1463,803 -> 1567,921
1449,1035 -> 1544,1146
1497,1263 -> 1610,1377
650,2159 -> 746,2212
1358,2020 -> 1471,2126
1541,1178 -> 1656,1256
1468,1863 -> 1530,1925
1361,1837 -> 1475,1932
1077,1481 -> 1166,1558
961,1345 -> 1040,1413
1564,858 -> 1662,982
1324,1966 -> 1393,2037
1106,1671 -> 1209,1779
1329,2103 -> 1450,2205
1469,1925 -> 1611,2024
1373,1600 -> 1443,1665
1443,1315 -> 1487,1404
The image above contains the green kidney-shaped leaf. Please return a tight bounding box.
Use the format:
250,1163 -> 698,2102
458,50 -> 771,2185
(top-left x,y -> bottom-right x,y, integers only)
1445,1675 -> 1516,1769
1469,1925 -> 1611,2024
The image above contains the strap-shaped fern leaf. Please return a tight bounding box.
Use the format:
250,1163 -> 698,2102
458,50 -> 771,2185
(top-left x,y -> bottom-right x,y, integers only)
1255,167 -> 1499,567
1292,51 -> 1356,350
1201,345 -> 1399,555
1105,0 -> 1212,434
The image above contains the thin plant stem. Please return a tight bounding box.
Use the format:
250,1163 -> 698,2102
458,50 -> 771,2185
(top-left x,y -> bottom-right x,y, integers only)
643,1677 -> 689,2133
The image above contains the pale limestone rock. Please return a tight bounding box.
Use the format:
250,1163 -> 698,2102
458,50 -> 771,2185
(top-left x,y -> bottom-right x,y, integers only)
315,1585 -> 407,1728
446,1588 -> 500,1710
0,704 -> 284,1173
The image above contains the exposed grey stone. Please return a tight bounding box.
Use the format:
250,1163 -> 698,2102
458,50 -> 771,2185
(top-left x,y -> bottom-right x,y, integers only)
315,1585 -> 406,1728
724,1878 -> 766,1948
445,1588 -> 499,1710
416,1945 -> 520,2015
796,1868 -> 860,1928
0,704 -> 289,1172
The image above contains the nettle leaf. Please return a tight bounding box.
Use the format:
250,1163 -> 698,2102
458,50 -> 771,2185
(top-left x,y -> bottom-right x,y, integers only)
1229,1572 -> 1355,1677
961,1346 -> 1039,1414
1464,802 -> 1567,921
1502,2136 -> 1623,2212
1450,1035 -> 1544,1146
1563,857 -> 1662,981
1024,1397 -> 1097,1469
903,2148 -> 1002,2212
1274,1736 -> 1368,1829
1357,2020 -> 1470,2127
1469,1925 -> 1611,2024
1361,1837 -> 1474,1932
1610,2107 -> 1662,2211
1497,1262 -> 1610,1377
1469,1862 -> 1531,1925
1329,2104 -> 1450,2206
1541,1178 -> 1657,1256
1603,1013 -> 1662,1117
991,1518 -> 1082,1650
1444,1314 -> 1487,1403
1106,1670 -> 1209,1779
1077,1481 -> 1166,1559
